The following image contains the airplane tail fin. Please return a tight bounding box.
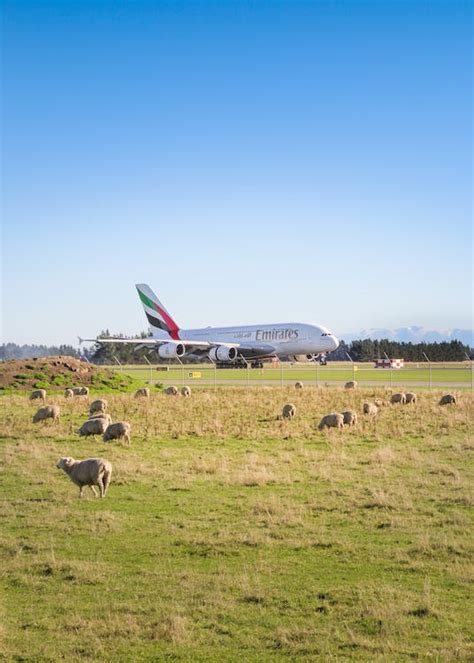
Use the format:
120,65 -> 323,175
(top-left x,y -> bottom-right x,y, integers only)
135,284 -> 181,340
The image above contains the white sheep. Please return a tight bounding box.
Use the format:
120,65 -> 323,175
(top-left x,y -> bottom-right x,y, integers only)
282,403 -> 296,419
405,392 -> 417,404
181,386 -> 191,397
103,422 -> 131,445
89,399 -> 108,415
295,381 -> 304,390
72,386 -> 89,397
78,418 -> 109,437
33,405 -> 60,424
134,388 -> 150,399
344,381 -> 358,390
64,388 -> 74,399
165,386 -> 179,396
29,389 -> 46,402
89,413 -> 112,426
318,413 -> 344,430
363,402 -> 378,416
56,457 -> 112,498
342,410 -> 357,426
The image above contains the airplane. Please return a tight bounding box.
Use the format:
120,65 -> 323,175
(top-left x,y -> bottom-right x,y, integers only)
81,283 -> 339,368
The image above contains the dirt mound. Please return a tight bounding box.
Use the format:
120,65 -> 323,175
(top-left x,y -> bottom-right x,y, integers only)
0,356 -> 136,392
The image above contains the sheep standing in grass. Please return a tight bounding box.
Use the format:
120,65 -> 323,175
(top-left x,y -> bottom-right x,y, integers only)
64,388 -> 74,399
134,388 -> 150,399
33,405 -> 60,424
374,398 -> 385,408
89,413 -> 112,426
73,386 -> 89,397
89,399 -> 108,415
29,389 -> 46,402
181,386 -> 191,397
363,402 -> 378,416
342,410 -> 357,426
344,381 -> 357,390
405,392 -> 417,404
78,418 -> 109,437
439,394 -> 456,406
318,413 -> 344,430
56,457 -> 112,498
295,381 -> 304,390
390,393 -> 406,405
103,422 -> 131,445
282,403 -> 296,419
165,386 -> 179,396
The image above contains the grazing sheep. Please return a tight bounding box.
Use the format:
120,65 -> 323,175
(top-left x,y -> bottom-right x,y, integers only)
165,386 -> 179,396
56,457 -> 112,498
295,381 -> 304,390
134,388 -> 150,399
363,402 -> 378,416
29,389 -> 46,402
181,386 -> 191,397
318,412 -> 344,430
103,422 -> 131,445
64,388 -> 74,399
89,399 -> 108,415
439,394 -> 456,406
390,393 -> 406,405
89,413 -> 112,426
405,392 -> 417,404
342,410 -> 357,426
282,403 -> 296,419
78,417 -> 109,437
344,381 -> 357,390
33,405 -> 60,424
374,398 -> 385,408
72,386 -> 89,397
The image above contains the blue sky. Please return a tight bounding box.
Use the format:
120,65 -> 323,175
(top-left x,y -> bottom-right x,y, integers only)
2,0 -> 472,345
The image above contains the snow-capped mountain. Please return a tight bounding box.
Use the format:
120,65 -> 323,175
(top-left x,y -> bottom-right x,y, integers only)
339,327 -> 473,346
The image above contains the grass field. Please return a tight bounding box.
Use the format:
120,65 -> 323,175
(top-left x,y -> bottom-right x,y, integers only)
1,387 -> 473,660
115,361 -> 473,386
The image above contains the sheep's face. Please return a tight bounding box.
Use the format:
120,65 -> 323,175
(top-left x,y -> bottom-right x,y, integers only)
57,457 -> 74,470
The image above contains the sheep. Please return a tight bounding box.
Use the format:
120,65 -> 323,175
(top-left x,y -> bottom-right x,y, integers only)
56,457 -> 112,498
390,393 -> 406,405
64,388 -> 74,399
405,392 -> 417,404
103,422 -> 131,445
72,386 -> 89,396
363,402 -> 378,416
89,399 -> 108,415
295,381 -> 304,390
344,381 -> 357,390
181,386 -> 191,397
374,398 -> 385,408
318,412 -> 344,430
134,388 -> 150,399
282,403 -> 296,419
32,405 -> 60,424
342,410 -> 357,426
78,417 -> 109,437
165,386 -> 179,396
439,394 -> 456,406
29,389 -> 46,402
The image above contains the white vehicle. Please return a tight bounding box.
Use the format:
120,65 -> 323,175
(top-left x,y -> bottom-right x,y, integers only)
83,283 -> 339,367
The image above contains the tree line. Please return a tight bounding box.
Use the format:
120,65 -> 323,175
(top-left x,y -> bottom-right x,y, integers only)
2,335 -> 472,364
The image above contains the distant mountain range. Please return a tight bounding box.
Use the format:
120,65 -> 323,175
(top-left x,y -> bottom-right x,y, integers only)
339,327 -> 473,347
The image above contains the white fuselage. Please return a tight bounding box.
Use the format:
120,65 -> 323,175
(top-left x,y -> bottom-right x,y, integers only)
158,322 -> 339,357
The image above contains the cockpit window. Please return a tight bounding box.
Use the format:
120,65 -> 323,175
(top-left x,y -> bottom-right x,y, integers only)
321,332 -> 332,337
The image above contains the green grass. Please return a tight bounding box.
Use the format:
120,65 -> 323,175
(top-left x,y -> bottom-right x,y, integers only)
1,388 -> 473,660
117,362 -> 473,385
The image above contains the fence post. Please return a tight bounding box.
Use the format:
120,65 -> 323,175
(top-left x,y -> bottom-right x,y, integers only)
464,353 -> 473,391
422,352 -> 431,389
143,355 -> 153,383
113,356 -> 123,373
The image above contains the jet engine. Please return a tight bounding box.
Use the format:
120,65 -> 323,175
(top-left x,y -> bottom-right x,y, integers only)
209,345 -> 238,362
288,353 -> 318,363
158,342 -> 185,360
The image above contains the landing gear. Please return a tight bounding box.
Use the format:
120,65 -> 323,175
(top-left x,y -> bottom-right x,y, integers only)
319,355 -> 327,366
251,361 -> 264,369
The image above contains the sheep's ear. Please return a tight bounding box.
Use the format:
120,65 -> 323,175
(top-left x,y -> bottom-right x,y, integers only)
65,457 -> 73,467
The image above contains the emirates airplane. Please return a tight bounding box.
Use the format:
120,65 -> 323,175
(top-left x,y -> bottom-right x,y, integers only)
83,283 -> 339,367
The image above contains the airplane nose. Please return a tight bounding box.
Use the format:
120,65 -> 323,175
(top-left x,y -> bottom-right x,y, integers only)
329,335 -> 339,351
